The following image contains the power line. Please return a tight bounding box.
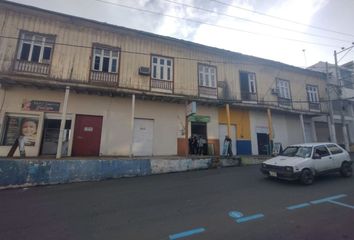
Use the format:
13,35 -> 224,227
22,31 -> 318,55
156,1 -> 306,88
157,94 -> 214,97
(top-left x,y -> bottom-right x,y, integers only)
94,0 -> 341,48
163,0 -> 352,44
209,0 -> 354,38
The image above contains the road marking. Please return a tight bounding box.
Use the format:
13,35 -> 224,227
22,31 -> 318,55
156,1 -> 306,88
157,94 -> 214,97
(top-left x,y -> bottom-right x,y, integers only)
228,211 -> 243,219
169,228 -> 206,239
310,194 -> 347,204
236,214 -> 264,223
286,203 -> 311,210
328,200 -> 354,209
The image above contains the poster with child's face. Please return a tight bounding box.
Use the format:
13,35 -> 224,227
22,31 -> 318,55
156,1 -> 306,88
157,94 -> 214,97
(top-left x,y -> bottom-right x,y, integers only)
20,118 -> 38,146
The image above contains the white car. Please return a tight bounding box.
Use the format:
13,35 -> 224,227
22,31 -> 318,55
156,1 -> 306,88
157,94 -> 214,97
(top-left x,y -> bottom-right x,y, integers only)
260,143 -> 353,185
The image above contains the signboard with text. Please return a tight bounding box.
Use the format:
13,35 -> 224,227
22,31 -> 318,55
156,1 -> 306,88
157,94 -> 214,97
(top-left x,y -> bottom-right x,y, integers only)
22,100 -> 60,112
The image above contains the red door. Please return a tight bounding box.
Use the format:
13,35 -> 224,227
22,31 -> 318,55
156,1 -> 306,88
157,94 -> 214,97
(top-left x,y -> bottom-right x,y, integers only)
72,115 -> 103,156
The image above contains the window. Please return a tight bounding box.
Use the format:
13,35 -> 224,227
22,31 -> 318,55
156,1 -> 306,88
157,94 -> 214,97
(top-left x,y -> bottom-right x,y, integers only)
198,64 -> 216,88
277,79 -> 291,99
151,56 -> 173,81
92,46 -> 119,73
17,32 -> 54,64
326,144 -> 343,154
314,145 -> 330,157
307,85 -> 319,103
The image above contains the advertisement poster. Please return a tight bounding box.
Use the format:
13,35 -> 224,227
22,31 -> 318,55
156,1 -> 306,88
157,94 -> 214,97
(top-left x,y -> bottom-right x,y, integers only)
2,116 -> 38,146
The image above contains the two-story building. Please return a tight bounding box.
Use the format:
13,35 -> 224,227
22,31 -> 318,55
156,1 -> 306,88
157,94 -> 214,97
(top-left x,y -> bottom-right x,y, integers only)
0,1 -> 328,157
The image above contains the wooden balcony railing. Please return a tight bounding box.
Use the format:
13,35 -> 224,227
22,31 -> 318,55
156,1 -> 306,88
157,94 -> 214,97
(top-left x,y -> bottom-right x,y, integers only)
90,71 -> 118,86
14,60 -> 50,75
151,79 -> 173,91
199,86 -> 217,99
278,97 -> 292,108
309,102 -> 321,111
241,92 -> 257,101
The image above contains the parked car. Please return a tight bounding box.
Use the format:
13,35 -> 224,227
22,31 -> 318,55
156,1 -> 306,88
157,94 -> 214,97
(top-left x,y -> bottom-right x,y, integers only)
260,143 -> 353,185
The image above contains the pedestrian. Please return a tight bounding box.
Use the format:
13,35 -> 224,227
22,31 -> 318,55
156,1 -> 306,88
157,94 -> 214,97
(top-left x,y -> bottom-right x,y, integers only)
198,136 -> 206,155
192,135 -> 198,154
222,135 -> 233,157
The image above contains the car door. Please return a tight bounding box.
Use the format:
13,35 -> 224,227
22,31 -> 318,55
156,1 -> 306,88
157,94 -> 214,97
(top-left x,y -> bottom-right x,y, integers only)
326,144 -> 346,169
313,145 -> 334,172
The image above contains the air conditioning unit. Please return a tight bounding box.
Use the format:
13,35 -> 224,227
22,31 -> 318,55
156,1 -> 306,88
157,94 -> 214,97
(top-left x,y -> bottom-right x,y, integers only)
271,88 -> 279,95
138,67 -> 150,76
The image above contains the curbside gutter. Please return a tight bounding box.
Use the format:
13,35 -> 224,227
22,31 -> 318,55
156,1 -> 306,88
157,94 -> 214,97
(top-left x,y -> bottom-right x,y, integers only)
0,156 -> 248,190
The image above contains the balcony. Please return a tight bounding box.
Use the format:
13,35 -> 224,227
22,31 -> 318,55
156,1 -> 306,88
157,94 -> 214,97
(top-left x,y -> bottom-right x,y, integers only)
14,60 -> 50,75
278,97 -> 292,108
241,92 -> 257,102
90,71 -> 118,86
309,102 -> 321,111
199,86 -> 217,99
151,79 -> 173,93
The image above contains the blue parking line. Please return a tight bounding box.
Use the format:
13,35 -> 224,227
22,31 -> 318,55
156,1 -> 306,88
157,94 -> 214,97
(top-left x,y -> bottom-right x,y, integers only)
328,200 -> 354,209
236,214 -> 264,223
310,194 -> 347,204
169,228 -> 206,240
286,203 -> 311,210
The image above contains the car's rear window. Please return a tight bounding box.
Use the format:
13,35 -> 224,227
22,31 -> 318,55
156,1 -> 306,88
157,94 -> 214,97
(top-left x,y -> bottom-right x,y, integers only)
326,144 -> 343,154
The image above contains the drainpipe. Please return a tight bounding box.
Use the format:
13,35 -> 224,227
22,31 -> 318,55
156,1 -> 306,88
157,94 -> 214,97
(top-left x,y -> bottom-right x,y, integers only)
267,108 -> 273,155
56,86 -> 70,159
129,94 -> 135,158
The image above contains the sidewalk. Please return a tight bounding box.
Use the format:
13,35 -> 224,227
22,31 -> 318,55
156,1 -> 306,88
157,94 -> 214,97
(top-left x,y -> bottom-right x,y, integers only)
0,155 -> 269,190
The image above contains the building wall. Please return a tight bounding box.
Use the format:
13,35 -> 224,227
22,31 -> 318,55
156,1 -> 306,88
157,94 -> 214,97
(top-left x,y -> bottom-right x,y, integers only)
0,4 -> 327,113
250,110 -> 304,155
1,87 -> 219,157
218,108 -> 252,154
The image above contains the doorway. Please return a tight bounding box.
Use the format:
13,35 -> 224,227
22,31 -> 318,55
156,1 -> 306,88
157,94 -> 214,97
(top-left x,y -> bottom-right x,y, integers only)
257,133 -> 269,155
41,119 -> 71,156
72,115 -> 103,156
191,122 -> 208,155
219,124 -> 236,155
132,118 -> 154,156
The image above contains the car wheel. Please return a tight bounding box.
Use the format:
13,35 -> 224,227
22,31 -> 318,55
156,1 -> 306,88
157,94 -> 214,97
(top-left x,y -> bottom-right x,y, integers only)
300,169 -> 314,185
340,162 -> 352,178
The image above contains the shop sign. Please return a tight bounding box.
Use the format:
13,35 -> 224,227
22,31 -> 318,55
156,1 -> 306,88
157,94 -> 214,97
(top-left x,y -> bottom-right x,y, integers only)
2,116 -> 39,146
188,115 -> 210,123
22,100 -> 60,112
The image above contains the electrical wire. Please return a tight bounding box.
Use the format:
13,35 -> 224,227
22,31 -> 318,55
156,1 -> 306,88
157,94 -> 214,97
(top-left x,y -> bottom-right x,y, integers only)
94,0 -> 341,48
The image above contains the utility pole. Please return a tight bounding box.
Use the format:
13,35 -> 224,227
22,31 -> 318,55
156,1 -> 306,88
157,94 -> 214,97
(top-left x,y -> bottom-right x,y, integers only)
326,62 -> 337,143
334,50 -> 350,151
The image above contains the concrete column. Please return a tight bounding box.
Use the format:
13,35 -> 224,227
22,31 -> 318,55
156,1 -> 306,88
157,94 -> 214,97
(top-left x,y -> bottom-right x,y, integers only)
56,86 -> 70,159
327,115 -> 337,143
310,118 -> 318,142
226,104 -> 231,137
299,114 -> 306,143
129,94 -> 135,158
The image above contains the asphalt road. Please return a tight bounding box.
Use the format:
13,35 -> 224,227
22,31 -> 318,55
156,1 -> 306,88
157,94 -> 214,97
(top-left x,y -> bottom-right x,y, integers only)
0,165 -> 353,240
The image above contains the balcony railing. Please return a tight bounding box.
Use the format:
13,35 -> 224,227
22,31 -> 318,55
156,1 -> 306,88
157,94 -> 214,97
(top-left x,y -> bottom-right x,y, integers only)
199,86 -> 217,99
309,102 -> 321,111
278,97 -> 292,108
14,60 -> 50,75
90,71 -> 118,86
241,92 -> 257,101
151,79 -> 173,92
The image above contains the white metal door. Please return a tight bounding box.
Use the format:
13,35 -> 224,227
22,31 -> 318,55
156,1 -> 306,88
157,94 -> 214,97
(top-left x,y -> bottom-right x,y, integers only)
219,124 -> 236,155
304,122 -> 314,143
133,119 -> 154,156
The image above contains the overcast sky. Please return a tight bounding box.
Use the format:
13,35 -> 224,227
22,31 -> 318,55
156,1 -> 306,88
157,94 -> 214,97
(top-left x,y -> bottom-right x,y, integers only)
8,0 -> 354,68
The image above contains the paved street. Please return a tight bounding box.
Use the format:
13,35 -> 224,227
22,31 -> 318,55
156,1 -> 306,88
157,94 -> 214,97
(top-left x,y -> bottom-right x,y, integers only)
0,165 -> 353,240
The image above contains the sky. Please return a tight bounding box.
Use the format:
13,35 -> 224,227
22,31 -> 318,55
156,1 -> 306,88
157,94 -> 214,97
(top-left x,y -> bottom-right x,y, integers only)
7,0 -> 354,69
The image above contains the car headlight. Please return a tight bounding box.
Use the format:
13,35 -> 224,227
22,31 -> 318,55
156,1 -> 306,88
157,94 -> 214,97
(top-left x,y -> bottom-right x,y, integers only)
285,166 -> 293,172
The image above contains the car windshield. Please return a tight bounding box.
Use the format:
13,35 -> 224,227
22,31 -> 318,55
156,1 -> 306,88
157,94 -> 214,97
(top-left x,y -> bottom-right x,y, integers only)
280,146 -> 312,158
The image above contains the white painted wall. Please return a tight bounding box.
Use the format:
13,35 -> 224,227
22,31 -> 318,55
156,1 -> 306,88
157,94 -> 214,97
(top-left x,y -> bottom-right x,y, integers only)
250,110 -> 304,155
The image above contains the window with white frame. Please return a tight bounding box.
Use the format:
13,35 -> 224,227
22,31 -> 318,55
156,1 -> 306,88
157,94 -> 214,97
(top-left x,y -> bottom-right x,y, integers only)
17,32 -> 55,64
277,79 -> 291,99
307,85 -> 319,103
151,56 -> 173,81
198,64 -> 217,88
92,46 -> 119,73
248,73 -> 256,93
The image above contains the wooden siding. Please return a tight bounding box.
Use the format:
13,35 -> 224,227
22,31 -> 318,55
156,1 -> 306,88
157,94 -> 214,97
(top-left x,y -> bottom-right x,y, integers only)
0,4 -> 327,113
